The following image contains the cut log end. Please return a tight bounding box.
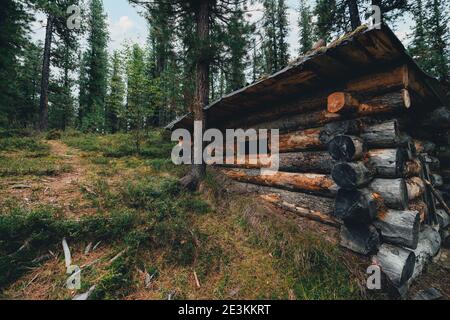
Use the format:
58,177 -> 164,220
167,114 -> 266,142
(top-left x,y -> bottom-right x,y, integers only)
335,189 -> 380,223
332,162 -> 374,189
375,244 -> 416,287
327,92 -> 360,114
328,135 -> 365,162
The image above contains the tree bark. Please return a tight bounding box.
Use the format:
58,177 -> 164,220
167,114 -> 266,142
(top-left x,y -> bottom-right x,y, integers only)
181,0 -> 210,190
366,149 -> 407,178
221,168 -> 337,196
347,0 -> 362,30
39,14 -> 53,131
360,120 -> 400,148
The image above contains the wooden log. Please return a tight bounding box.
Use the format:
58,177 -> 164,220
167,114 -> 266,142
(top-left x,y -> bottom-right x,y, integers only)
331,162 -> 374,189
334,189 -> 381,223
229,182 -> 339,226
251,91 -> 412,132
319,119 -> 363,144
374,209 -> 420,249
340,224 -> 380,255
436,209 -> 450,229
360,120 -> 400,148
328,92 -> 360,113
409,200 -> 429,223
375,244 -> 416,287
369,179 -> 409,210
221,168 -> 337,196
410,226 -> 442,280
414,140 -> 436,154
278,127 -> 324,152
366,149 -> 407,178
328,135 -> 365,161
221,152 -> 335,173
406,177 -> 426,201
259,191 -> 339,227
420,107 -> 450,129
404,159 -> 423,177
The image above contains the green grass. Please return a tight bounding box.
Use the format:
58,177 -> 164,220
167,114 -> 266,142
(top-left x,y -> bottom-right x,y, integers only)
0,137 -> 50,154
240,202 -> 363,300
0,156 -> 72,177
62,131 -> 174,159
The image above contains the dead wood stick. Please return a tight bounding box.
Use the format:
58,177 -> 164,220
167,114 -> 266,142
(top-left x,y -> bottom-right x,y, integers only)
424,179 -> 450,216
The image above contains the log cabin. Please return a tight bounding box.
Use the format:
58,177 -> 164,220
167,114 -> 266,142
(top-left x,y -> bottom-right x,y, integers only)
167,24 -> 450,296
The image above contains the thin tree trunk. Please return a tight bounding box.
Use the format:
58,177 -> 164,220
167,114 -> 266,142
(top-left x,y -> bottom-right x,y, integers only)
39,14 -> 53,131
181,0 -> 210,190
347,0 -> 362,30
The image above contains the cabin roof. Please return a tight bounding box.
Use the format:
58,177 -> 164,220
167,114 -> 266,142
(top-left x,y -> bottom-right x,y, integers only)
167,24 -> 447,131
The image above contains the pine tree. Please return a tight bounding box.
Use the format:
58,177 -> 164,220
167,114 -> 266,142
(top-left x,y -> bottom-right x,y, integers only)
262,0 -> 290,74
16,41 -> 43,127
314,0 -> 338,42
298,0 -> 315,54
105,51 -> 126,133
424,0 -> 450,81
224,0 -> 254,92
82,0 -> 109,132
0,0 -> 33,127
35,0 -> 81,131
409,0 -> 430,72
126,44 -> 156,152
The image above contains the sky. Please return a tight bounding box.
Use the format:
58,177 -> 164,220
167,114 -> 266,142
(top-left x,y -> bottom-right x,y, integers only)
31,0 -> 416,57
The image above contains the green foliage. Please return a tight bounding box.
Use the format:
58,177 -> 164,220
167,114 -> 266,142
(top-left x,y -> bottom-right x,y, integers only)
298,0 -> 315,54
105,51 -> 126,133
262,0 -> 290,74
0,137 -> 50,153
80,0 -> 109,132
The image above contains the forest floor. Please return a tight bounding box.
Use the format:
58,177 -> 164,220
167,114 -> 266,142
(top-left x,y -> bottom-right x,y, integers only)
0,130 -> 448,300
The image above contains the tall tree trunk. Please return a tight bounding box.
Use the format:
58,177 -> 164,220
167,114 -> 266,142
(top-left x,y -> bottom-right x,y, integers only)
180,0 -> 210,190
39,14 -> 53,131
347,0 -> 362,30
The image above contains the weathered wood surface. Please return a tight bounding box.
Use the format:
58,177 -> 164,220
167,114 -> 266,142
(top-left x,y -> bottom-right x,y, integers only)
328,135 -> 365,161
406,177 -> 426,201
366,149 -> 406,178
340,224 -> 380,255
332,162 -> 374,189
369,178 -> 409,210
228,182 -> 339,227
360,120 -> 400,148
250,91 -> 412,132
334,189 -> 381,223
431,174 -> 444,187
278,128 -> 324,152
375,244 -> 415,287
436,209 -> 450,229
220,152 -> 335,173
221,168 -> 337,196
374,209 -> 420,249
410,226 -> 442,280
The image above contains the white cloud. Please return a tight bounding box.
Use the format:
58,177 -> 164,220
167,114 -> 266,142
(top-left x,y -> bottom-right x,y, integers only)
108,15 -> 146,53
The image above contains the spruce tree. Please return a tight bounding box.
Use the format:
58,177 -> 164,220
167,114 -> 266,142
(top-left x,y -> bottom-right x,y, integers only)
82,0 -> 109,132
298,0 -> 315,54
409,0 -> 430,72
424,0 -> 450,81
105,51 -> 126,133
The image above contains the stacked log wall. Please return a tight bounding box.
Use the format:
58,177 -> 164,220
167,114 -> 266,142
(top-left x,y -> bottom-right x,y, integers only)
216,68 -> 448,294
